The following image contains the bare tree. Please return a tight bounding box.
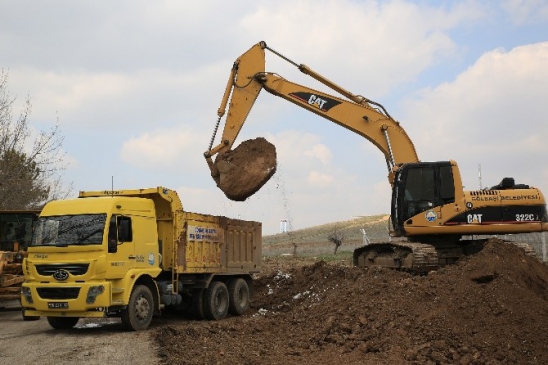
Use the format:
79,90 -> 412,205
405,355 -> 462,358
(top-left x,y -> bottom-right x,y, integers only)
328,227 -> 345,255
0,70 -> 72,209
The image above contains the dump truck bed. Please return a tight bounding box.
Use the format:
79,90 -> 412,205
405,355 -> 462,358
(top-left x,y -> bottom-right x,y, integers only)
170,212 -> 262,274
77,187 -> 262,276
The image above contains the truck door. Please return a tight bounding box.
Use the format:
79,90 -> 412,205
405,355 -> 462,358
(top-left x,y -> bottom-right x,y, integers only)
106,215 -> 135,278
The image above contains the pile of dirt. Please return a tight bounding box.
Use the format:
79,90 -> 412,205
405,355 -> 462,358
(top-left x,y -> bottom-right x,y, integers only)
212,137 -> 277,201
154,239 -> 548,364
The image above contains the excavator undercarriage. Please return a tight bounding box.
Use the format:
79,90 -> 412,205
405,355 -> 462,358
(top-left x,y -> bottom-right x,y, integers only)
353,239 -> 537,273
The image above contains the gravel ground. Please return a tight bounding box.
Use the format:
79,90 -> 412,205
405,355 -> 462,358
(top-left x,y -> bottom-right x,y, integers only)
0,303 -> 160,365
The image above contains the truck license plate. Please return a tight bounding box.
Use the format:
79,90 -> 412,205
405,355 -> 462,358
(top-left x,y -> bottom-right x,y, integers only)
48,302 -> 68,309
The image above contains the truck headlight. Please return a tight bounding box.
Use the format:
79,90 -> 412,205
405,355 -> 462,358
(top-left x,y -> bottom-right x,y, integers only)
21,286 -> 33,304
86,285 -> 105,304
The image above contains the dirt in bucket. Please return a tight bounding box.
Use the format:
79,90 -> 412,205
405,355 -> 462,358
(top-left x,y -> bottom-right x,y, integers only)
212,137 -> 277,201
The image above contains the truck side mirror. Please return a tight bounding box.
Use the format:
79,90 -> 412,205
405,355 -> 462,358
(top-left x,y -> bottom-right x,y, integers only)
118,218 -> 132,242
108,218 -> 118,253
108,238 -> 118,253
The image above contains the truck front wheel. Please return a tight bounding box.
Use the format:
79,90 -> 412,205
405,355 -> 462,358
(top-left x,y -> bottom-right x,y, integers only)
228,278 -> 250,316
47,316 -> 79,329
121,285 -> 154,331
203,281 -> 229,320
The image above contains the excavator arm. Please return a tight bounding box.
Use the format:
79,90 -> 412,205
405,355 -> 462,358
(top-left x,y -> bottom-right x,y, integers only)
204,41 -> 419,185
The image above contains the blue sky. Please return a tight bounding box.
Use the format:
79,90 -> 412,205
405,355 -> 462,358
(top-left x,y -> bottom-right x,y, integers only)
1,0 -> 548,234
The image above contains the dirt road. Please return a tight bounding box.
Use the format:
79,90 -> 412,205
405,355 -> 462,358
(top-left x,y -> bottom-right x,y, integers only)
0,302 -> 160,365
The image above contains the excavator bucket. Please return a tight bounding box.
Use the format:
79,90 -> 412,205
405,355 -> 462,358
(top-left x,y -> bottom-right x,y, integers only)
212,137 -> 277,201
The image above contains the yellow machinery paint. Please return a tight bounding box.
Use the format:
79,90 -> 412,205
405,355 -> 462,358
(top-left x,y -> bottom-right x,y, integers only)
21,187 -> 261,330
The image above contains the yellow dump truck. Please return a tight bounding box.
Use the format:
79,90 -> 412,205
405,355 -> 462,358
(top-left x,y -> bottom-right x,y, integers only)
20,187 -> 262,330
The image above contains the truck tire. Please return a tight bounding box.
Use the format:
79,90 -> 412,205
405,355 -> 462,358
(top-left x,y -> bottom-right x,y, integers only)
227,278 -> 250,316
203,281 -> 229,320
192,288 -> 206,320
121,285 -> 154,331
47,316 -> 79,329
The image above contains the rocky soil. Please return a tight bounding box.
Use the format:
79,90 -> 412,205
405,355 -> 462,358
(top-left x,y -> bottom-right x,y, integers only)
154,239 -> 548,365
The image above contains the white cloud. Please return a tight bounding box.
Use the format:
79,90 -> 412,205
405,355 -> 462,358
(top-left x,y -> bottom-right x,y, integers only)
501,0 -> 548,24
402,41 -> 548,193
267,131 -> 333,174
307,171 -> 334,187
303,144 -> 332,165
235,0 -> 486,98
8,66 -> 225,130
120,126 -> 209,170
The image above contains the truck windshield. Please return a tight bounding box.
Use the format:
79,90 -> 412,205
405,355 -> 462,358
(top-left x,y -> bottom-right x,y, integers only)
31,214 -> 107,247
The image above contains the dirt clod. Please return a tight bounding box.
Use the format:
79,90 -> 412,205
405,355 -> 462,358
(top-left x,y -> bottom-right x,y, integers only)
212,137 -> 277,201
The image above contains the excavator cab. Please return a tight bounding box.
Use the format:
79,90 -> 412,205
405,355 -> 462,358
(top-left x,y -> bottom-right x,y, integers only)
391,161 -> 456,237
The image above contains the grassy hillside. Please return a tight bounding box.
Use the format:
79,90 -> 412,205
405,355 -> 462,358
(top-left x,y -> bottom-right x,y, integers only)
262,214 -> 391,258
261,214 -> 548,262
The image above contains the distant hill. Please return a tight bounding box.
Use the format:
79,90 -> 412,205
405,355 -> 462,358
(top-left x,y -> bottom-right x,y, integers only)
262,214 -> 391,257
262,214 -> 548,261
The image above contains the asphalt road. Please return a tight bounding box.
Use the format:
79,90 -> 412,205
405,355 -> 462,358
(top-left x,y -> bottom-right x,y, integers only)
0,301 -> 160,365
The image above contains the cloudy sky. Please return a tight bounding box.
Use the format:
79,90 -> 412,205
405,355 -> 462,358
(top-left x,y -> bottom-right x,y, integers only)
2,0 -> 548,234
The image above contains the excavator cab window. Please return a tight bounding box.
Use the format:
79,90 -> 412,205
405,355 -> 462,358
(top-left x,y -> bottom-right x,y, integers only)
392,162 -> 455,234
403,167 -> 437,218
439,165 -> 455,203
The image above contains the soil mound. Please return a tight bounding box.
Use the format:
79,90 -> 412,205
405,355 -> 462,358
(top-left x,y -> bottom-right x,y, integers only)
155,239 -> 548,364
212,137 -> 276,201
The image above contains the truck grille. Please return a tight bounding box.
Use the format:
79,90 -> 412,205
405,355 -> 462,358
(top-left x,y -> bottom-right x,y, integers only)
35,263 -> 89,276
37,287 -> 81,300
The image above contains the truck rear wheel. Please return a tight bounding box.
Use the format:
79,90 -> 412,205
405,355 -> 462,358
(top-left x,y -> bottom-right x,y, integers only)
121,285 -> 154,331
203,281 -> 229,320
47,316 -> 79,329
228,278 -> 250,316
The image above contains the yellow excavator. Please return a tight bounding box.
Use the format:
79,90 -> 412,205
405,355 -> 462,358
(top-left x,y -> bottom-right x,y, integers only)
204,41 -> 548,271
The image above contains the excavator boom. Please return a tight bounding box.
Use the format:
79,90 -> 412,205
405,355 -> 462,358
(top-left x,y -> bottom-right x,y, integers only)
205,41 -> 418,184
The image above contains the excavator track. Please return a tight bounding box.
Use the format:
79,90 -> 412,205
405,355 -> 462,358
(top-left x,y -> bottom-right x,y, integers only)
353,239 -> 538,273
509,241 -> 537,258
353,242 -> 440,273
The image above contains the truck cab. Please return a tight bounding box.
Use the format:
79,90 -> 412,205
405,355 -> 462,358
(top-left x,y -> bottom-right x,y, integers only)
21,195 -> 162,329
